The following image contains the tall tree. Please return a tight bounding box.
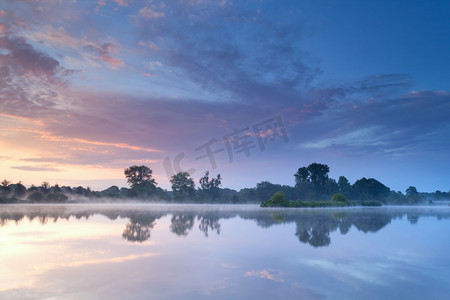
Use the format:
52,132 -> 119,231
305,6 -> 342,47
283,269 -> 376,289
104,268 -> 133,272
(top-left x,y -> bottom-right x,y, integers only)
199,171 -> 222,200
13,182 -> 27,197
294,163 -> 330,200
0,180 -> 11,194
338,176 -> 351,195
124,165 -> 156,189
405,186 -> 418,197
170,172 -> 195,200
294,167 -> 309,185
1,179 -> 11,188
405,186 -> 421,203
352,177 -> 390,201
307,163 -> 330,193
41,181 -> 50,193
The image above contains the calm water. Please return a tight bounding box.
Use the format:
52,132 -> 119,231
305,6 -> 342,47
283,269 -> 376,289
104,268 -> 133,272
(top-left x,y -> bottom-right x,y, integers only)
1,204 -> 450,300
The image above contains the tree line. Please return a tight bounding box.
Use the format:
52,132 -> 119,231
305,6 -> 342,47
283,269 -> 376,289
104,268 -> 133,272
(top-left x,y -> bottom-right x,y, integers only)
0,163 -> 448,204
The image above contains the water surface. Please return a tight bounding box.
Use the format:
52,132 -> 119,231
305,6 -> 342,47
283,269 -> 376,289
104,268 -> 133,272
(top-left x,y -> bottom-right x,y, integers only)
1,204 -> 449,299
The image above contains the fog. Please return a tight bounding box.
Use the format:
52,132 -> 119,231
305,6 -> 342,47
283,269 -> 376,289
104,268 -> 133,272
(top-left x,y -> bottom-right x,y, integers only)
2,203 -> 450,247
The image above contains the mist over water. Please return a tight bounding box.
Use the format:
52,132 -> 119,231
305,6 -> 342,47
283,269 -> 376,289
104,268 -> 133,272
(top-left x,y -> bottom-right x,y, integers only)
1,204 -> 450,299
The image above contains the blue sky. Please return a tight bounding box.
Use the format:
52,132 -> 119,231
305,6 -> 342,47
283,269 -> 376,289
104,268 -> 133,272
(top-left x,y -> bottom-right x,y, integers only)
0,0 -> 449,192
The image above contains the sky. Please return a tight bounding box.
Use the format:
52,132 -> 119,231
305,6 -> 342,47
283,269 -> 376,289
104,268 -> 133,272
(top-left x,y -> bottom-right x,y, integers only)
0,0 -> 449,192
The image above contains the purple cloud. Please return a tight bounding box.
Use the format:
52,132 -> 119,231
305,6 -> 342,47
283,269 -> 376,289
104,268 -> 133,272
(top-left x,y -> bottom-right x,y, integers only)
83,42 -> 124,67
0,35 -> 60,82
11,165 -> 63,172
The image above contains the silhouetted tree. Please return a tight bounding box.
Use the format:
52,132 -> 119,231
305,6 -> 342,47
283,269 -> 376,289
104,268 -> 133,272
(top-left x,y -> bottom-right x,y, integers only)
406,186 -> 418,197
51,184 -> 62,193
256,181 -> 279,202
124,165 -> 159,199
1,180 -> 11,194
170,172 -> 195,200
41,181 -> 50,193
325,178 -> 338,196
12,182 -> 26,197
337,176 -> 351,195
294,163 -> 330,200
124,165 -> 156,189
100,186 -> 121,198
237,188 -> 258,202
352,177 -> 390,201
27,184 -> 38,192
1,179 -> 11,187
294,167 -> 309,184
307,163 -> 330,195
295,181 -> 316,201
406,186 -> 422,203
199,171 -> 222,200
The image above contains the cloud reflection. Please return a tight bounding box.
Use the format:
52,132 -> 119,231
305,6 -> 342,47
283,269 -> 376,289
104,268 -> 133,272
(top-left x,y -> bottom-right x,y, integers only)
244,269 -> 285,283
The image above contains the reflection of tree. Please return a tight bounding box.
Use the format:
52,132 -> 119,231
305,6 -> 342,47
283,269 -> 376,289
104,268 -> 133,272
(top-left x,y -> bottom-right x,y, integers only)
103,211 -> 120,220
293,211 -> 399,247
351,213 -> 392,233
296,227 -> 331,247
38,215 -> 49,225
122,221 -> 152,242
295,216 -> 339,248
170,214 -> 195,237
12,213 -> 25,224
2,206 -> 450,248
198,215 -> 221,237
339,221 -> 351,235
122,215 -> 157,243
407,213 -> 420,224
332,212 -> 352,235
75,213 -> 90,220
0,218 -> 8,227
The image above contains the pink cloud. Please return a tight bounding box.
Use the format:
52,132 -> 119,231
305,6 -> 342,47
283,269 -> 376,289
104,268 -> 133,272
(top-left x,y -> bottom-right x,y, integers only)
113,0 -> 129,6
83,41 -> 124,68
24,25 -> 124,69
244,269 -> 285,282
99,42 -> 124,66
93,0 -> 129,13
0,10 -> 29,30
0,35 -> 62,83
138,41 -> 160,51
139,7 -> 165,19
27,26 -> 79,49
11,165 -> 63,172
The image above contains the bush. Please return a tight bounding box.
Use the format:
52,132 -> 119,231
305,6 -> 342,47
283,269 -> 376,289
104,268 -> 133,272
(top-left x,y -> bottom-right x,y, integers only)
331,193 -> 349,202
270,191 -> 288,207
260,191 -> 288,207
